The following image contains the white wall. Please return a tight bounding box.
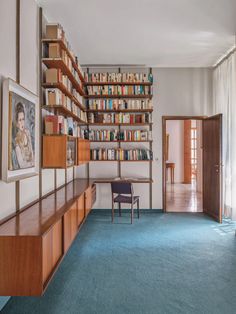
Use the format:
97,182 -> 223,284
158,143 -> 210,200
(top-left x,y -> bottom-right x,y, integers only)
166,120 -> 184,183
78,67 -> 213,209
0,0 -> 74,223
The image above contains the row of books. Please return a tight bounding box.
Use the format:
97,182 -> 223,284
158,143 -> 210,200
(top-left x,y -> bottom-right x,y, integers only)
45,88 -> 87,122
45,24 -> 84,79
87,99 -> 153,110
84,129 -> 152,141
87,113 -> 152,124
45,68 -> 83,103
44,115 -> 81,137
84,72 -> 153,83
90,148 -> 153,161
86,85 -> 152,96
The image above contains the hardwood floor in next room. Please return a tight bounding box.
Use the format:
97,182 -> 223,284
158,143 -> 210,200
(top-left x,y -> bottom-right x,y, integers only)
166,183 -> 203,212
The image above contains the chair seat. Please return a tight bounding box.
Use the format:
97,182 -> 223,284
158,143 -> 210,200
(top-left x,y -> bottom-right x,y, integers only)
114,194 -> 139,204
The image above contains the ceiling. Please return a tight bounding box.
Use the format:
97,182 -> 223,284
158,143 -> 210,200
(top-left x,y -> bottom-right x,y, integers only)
37,0 -> 236,67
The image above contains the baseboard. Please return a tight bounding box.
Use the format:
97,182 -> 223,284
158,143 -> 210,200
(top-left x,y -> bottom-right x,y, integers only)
91,208 -> 163,214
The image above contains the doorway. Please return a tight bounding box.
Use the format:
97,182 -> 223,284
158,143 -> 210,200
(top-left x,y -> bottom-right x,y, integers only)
162,115 -> 222,222
164,118 -> 203,212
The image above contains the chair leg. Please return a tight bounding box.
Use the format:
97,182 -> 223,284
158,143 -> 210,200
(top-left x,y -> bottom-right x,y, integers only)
137,199 -> 140,219
131,203 -> 133,224
118,203 -> 121,217
112,201 -> 114,223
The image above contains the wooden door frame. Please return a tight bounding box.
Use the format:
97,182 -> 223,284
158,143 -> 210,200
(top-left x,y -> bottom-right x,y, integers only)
162,116 -> 206,212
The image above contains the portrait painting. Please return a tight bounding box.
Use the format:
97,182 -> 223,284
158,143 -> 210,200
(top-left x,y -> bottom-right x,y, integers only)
2,78 -> 39,182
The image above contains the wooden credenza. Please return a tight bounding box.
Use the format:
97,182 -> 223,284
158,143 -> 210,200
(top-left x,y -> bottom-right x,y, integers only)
0,179 -> 95,296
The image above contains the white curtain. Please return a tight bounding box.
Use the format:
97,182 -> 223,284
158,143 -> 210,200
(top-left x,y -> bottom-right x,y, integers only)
213,51 -> 236,220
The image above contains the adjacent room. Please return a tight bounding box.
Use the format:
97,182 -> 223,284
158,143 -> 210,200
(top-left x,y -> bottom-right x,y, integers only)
165,119 -> 203,213
0,0 -> 236,313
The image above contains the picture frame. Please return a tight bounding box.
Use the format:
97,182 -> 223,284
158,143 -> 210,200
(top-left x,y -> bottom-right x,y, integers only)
2,78 -> 39,182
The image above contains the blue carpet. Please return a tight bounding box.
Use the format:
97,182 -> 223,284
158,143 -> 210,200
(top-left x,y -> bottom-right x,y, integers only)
2,212 -> 236,314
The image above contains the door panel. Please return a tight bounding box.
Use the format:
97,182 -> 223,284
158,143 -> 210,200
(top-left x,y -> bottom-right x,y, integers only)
203,114 -> 222,222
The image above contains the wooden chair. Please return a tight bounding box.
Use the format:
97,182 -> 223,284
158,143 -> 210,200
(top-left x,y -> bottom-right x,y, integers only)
111,182 -> 140,224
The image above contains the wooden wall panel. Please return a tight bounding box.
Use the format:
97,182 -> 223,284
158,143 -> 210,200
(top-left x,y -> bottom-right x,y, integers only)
42,230 -> 53,284
77,194 -> 85,226
0,236 -> 42,296
43,136 -> 67,168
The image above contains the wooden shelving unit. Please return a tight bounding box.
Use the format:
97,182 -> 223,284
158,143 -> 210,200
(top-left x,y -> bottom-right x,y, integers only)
84,94 -> 152,99
84,68 -> 154,208
87,109 -> 153,113
90,140 -> 153,143
42,38 -> 85,83
42,82 -> 85,110
84,81 -> 152,86
89,123 -> 152,126
41,24 -> 89,169
42,58 -> 84,95
90,160 -> 152,162
42,105 -> 87,125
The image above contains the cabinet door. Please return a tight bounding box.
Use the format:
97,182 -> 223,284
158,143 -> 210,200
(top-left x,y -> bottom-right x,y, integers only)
85,187 -> 92,216
64,209 -> 72,253
78,193 -> 85,226
42,219 -> 63,284
64,202 -> 78,252
52,219 -> 63,266
70,202 -> 78,242
42,229 -> 53,284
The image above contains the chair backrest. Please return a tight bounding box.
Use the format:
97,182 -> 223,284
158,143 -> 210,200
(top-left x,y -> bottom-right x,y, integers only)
111,182 -> 133,195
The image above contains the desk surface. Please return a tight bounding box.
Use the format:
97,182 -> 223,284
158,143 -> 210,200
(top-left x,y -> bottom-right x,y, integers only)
0,177 -> 152,236
0,179 -> 93,237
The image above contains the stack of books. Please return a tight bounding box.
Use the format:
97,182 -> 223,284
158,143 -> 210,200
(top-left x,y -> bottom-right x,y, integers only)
45,68 -> 83,104
46,24 -> 84,79
44,115 -> 81,137
86,85 -> 151,96
88,112 -> 152,124
88,99 -> 152,110
90,148 -> 153,161
86,129 -> 152,141
85,72 -> 153,83
45,88 -> 87,122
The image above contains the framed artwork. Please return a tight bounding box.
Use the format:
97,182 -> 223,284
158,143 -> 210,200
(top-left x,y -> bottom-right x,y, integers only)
2,78 -> 39,182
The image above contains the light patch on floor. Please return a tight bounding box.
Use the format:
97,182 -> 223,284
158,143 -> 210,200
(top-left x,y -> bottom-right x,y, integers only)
166,183 -> 202,212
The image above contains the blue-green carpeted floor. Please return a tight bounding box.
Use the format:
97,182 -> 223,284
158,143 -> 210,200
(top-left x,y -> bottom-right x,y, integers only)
2,212 -> 236,314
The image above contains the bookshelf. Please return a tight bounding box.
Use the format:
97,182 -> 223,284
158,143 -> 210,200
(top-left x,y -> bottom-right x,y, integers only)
41,24 -> 90,169
83,68 -> 154,208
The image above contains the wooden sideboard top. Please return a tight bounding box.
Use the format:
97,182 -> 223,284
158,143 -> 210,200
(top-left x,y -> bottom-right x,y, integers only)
0,179 -> 94,236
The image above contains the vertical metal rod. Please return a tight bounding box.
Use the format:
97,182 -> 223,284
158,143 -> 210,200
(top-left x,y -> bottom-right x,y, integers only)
39,7 -> 43,198
54,169 -> 57,190
86,67 -> 90,179
149,67 -> 153,209
118,67 -> 121,178
15,0 -> 21,212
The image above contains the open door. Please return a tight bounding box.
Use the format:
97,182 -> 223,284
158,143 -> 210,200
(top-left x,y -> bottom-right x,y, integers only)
203,114 -> 222,222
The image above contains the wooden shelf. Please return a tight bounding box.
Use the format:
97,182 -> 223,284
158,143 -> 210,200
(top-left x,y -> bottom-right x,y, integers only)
84,94 -> 152,99
86,109 -> 153,113
90,160 -> 153,162
90,140 -> 152,143
84,81 -> 152,86
42,82 -> 85,111
42,58 -> 84,96
42,105 -> 87,125
89,123 -> 152,126
93,177 -> 153,183
42,39 -> 85,83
